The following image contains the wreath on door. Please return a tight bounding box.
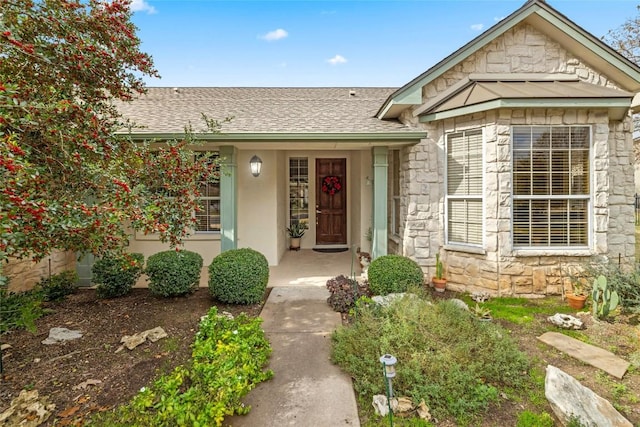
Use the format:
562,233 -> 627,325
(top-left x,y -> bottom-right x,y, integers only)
321,175 -> 342,195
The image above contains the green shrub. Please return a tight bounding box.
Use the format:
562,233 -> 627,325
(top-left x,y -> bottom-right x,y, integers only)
331,296 -> 530,424
208,248 -> 268,304
516,411 -> 554,427
92,253 -> 144,298
0,287 -> 45,334
36,270 -> 78,302
576,262 -> 640,313
367,255 -> 424,295
146,250 -> 203,297
88,307 -> 273,426
326,275 -> 370,313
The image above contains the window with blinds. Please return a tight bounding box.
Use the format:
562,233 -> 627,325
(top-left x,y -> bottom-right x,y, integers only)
446,129 -> 483,246
289,157 -> 309,227
195,152 -> 220,233
512,126 -> 590,247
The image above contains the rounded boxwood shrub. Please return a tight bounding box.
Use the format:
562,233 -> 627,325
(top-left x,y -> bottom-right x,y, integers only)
367,254 -> 424,295
146,250 -> 203,297
92,253 -> 144,298
208,248 -> 268,304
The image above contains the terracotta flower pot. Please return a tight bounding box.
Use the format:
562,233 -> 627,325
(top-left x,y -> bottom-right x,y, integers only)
432,277 -> 447,293
566,293 -> 587,310
290,237 -> 301,250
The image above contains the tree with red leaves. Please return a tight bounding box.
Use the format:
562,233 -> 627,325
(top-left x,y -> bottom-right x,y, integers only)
0,0 -> 219,272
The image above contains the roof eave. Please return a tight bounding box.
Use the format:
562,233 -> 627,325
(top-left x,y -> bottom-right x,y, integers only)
377,1 -> 542,119
378,0 -> 640,120
116,131 -> 428,143
418,98 -> 632,123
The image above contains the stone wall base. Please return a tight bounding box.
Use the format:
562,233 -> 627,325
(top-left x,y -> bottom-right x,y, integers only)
3,252 -> 76,293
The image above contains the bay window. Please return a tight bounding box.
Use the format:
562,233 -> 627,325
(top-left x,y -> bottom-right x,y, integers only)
446,129 -> 483,246
512,126 -> 590,247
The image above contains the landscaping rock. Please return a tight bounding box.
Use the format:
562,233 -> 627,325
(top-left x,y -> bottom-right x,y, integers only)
119,326 -> 168,351
395,396 -> 414,414
72,379 -> 102,391
372,395 -> 431,420
0,389 -> 55,427
547,313 -> 584,330
545,365 -> 632,427
416,399 -> 431,420
372,394 -> 392,416
0,344 -> 12,351
371,293 -> 419,307
471,291 -> 491,303
41,328 -> 83,345
449,298 -> 469,311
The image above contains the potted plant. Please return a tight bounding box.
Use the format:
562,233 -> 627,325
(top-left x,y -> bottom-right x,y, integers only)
286,222 -> 308,250
431,253 -> 447,292
566,279 -> 589,310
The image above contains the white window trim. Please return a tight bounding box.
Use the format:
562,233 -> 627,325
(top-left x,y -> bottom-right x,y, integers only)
444,128 -> 485,249
195,151 -> 221,234
509,125 -> 593,251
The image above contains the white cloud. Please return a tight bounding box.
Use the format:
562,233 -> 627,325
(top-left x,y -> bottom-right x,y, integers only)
327,54 -> 347,65
470,23 -> 484,31
494,16 -> 505,22
130,0 -> 157,14
260,29 -> 288,41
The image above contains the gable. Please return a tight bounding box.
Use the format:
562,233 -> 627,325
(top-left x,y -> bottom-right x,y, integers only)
378,0 -> 640,120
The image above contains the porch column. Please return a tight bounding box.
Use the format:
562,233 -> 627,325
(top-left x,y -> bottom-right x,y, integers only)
372,146 -> 388,259
219,146 -> 237,251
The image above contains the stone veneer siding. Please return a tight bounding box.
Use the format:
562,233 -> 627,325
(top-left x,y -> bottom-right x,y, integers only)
3,251 -> 76,292
394,22 -> 636,295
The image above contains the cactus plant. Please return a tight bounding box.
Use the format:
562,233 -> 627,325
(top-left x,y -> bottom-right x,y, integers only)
435,253 -> 444,280
591,275 -> 619,319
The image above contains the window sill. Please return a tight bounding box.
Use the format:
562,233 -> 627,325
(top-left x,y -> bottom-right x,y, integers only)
443,244 -> 486,255
512,248 -> 593,257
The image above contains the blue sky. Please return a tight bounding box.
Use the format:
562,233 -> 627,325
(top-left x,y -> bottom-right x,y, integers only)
130,0 -> 639,87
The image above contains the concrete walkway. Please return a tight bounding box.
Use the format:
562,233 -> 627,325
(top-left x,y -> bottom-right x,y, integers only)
225,285 -> 360,426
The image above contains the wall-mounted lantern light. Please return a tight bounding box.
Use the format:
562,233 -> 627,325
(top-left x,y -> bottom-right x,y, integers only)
250,155 -> 262,177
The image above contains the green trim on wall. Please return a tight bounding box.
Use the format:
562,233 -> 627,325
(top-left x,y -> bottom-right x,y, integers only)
219,146 -> 237,252
378,0 -> 640,118
372,146 -> 388,259
119,132 -> 426,142
534,8 -> 640,81
419,98 -> 631,122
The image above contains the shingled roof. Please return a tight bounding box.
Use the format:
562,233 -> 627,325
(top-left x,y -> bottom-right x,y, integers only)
117,87 -> 418,135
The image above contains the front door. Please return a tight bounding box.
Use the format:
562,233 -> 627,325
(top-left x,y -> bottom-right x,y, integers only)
316,158 -> 347,245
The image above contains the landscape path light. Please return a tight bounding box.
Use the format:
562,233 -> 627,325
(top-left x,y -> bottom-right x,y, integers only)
380,353 -> 397,426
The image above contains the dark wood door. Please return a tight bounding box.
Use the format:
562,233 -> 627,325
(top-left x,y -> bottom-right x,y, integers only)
316,158 -> 346,245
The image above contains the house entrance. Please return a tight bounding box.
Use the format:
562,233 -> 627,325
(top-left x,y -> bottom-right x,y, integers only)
316,158 -> 346,245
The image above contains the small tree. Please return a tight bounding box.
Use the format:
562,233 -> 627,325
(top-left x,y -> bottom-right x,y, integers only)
0,0 -> 222,275
604,6 -> 640,137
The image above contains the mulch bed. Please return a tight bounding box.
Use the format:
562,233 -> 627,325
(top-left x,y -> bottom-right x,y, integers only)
0,288 -> 266,426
